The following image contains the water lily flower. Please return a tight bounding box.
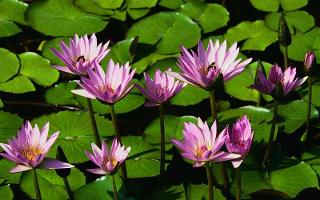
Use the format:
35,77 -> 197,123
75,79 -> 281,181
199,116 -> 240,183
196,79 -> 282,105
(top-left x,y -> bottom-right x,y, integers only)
171,118 -> 241,167
252,64 -> 307,97
0,121 -> 73,173
72,60 -> 136,105
167,40 -> 252,90
85,138 -> 131,175
225,115 -> 254,168
51,34 -> 110,75
136,69 -> 186,107
304,51 -> 316,72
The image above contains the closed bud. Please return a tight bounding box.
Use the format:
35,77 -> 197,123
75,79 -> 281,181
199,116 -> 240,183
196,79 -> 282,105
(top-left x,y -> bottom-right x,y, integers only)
255,60 -> 266,82
55,146 -> 71,178
278,14 -> 291,47
304,51 -> 316,72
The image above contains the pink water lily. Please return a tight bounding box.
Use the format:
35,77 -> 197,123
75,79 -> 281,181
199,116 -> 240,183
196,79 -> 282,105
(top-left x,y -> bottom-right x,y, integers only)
72,60 -> 136,105
0,121 -> 73,173
51,34 -> 110,75
304,51 -> 316,72
167,40 -> 252,90
136,69 -> 186,107
225,115 -> 254,168
252,64 -> 307,96
85,138 -> 131,175
171,118 -> 241,167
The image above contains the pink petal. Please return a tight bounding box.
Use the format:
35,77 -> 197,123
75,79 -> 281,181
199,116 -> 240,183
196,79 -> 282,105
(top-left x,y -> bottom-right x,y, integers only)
71,89 -> 96,99
52,66 -> 74,74
87,168 -> 107,175
10,164 -> 33,173
39,158 -> 74,169
231,159 -> 244,168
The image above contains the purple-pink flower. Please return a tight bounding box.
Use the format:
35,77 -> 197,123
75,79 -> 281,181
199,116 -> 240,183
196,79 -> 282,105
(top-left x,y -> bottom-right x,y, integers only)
252,64 -> 307,96
72,60 -> 136,104
304,51 -> 315,72
171,118 -> 241,167
135,69 -> 186,107
51,34 -> 110,75
225,115 -> 254,168
85,138 -> 130,175
0,121 -> 73,173
167,40 -> 252,90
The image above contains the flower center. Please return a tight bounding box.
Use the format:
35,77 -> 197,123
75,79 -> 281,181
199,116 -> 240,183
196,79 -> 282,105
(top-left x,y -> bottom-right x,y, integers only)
20,146 -> 43,161
195,145 -> 210,157
199,64 -> 215,75
97,85 -> 114,94
72,55 -> 86,66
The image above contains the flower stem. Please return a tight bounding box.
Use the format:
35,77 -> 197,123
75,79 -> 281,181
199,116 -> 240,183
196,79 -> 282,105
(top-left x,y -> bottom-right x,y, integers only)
109,104 -> 127,182
63,177 -> 74,200
205,165 -> 214,200
284,46 -> 288,69
236,167 -> 241,200
32,169 -> 42,200
86,99 -> 101,147
159,104 -> 165,182
305,78 -> 312,143
209,90 -> 217,122
263,100 -> 278,167
111,175 -> 119,200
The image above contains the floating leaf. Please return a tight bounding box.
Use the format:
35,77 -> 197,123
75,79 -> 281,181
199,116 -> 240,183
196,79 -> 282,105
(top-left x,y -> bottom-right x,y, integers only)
0,48 -> 19,82
25,0 -> 107,36
265,11 -> 315,33
0,185 -> 13,200
102,38 -> 136,64
171,85 -> 208,106
250,0 -> 307,12
0,75 -> 35,94
225,61 -> 272,103
278,100 -> 318,134
74,0 -> 114,16
0,160 -> 21,184
0,111 -> 23,143
225,20 -> 277,51
74,175 -> 122,200
159,0 -> 183,9
187,184 -> 226,200
122,136 -> 162,178
94,0 -> 123,9
288,27 -> 320,62
19,52 -> 59,87
149,184 -> 186,200
20,168 -> 85,200
0,0 -> 28,37
127,9 -> 150,19
179,2 -> 229,33
127,12 -> 201,54
32,111 -> 114,163
45,81 -> 79,106
127,0 -> 158,8
301,146 -> 320,176
42,37 -> 70,65
301,82 -> 320,107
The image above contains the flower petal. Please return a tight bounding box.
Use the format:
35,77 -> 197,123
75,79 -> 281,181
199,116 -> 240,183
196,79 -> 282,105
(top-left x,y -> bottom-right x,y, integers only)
39,158 -> 74,169
10,164 -> 33,173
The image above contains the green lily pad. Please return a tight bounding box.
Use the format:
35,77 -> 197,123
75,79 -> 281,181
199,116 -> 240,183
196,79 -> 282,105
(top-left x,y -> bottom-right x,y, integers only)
74,175 -> 122,200
225,20 -> 278,51
0,75 -> 35,93
127,8 -> 150,19
187,184 -> 226,200
45,81 -> 79,106
250,0 -> 308,12
159,0 -> 184,9
225,61 -> 273,103
127,12 -> 201,54
301,82 -> 320,107
0,111 -> 23,143
0,48 -> 19,82
127,0 -> 158,8
20,168 -> 85,200
32,111 -> 114,163
102,38 -> 136,65
265,11 -> 315,33
149,184 -> 186,200
278,100 -> 318,134
301,146 -> 320,176
25,0 -> 108,36
288,27 -> 320,62
0,160 -> 21,184
94,0 -> 123,9
19,52 -> 59,87
0,0 -> 28,37
74,0 -> 114,16
122,136 -> 162,178
179,2 -> 229,33
0,185 -> 13,200
144,115 -> 198,146
171,85 -> 208,106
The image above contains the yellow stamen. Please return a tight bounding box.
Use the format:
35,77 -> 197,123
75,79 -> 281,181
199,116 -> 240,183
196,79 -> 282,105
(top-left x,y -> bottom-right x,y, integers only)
21,146 -> 43,161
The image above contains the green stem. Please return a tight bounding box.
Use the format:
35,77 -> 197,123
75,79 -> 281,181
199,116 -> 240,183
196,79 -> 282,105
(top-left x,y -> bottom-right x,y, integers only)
256,92 -> 262,107
86,99 -> 101,147
159,104 -> 165,182
63,177 -> 74,200
263,100 -> 278,167
284,46 -> 288,69
111,175 -> 119,200
209,90 -> 217,122
32,169 -> 42,200
236,168 -> 241,200
205,165 -> 214,200
306,78 -> 312,143
109,104 -> 127,182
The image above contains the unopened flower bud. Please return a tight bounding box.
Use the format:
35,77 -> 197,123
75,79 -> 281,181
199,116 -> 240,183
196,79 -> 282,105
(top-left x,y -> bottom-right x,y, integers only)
278,14 -> 291,47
